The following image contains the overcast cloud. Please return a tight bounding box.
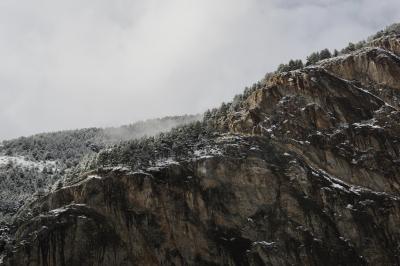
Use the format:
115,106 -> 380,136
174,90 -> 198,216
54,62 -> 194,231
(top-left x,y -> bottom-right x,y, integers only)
1,0 -> 399,140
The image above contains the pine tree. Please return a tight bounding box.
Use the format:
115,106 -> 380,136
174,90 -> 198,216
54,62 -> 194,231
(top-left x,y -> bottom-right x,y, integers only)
319,48 -> 332,60
306,52 -> 320,66
333,49 -> 339,57
341,42 -> 356,53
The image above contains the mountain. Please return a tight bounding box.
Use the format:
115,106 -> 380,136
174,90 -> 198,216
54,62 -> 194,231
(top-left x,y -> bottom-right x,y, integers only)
1,24 -> 400,265
0,115 -> 201,221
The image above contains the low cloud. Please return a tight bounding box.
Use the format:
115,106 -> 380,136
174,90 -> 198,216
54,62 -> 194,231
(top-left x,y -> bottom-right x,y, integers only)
1,0 -> 399,140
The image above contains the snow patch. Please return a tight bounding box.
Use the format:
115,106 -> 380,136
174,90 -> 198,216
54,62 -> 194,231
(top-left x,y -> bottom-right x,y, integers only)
155,158 -> 180,167
49,207 -> 68,216
0,156 -> 58,172
87,175 -> 102,180
193,147 -> 223,159
48,204 -> 87,216
253,241 -> 276,248
331,183 -> 345,190
352,118 -> 383,130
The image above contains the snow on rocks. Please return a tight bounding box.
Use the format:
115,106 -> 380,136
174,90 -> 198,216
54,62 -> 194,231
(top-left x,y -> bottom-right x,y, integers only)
311,165 -> 400,202
49,206 -> 69,216
155,158 -> 180,167
252,241 -> 276,248
352,118 -> 383,130
48,204 -> 87,217
193,147 -> 223,159
87,175 -> 102,180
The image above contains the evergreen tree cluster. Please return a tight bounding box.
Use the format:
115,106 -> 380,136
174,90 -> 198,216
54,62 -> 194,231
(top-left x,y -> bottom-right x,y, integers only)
0,160 -> 60,220
0,115 -> 201,220
305,48 -> 337,66
96,121 -> 216,170
0,115 -> 201,169
202,81 -> 264,131
276,59 -> 304,72
275,48 -> 338,72
370,23 -> 400,40
1,128 -> 103,167
340,41 -> 366,54
274,23 -> 400,73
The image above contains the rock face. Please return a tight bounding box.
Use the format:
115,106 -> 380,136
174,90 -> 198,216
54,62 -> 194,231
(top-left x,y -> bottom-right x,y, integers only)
2,34 -> 400,266
318,46 -> 400,108
227,67 -> 400,195
371,33 -> 400,57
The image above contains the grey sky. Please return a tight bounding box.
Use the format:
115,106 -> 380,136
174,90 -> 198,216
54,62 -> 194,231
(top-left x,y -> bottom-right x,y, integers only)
1,0 -> 399,140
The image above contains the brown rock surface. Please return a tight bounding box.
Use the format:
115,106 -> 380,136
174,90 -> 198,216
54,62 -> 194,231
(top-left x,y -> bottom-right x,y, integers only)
370,34 -> 400,56
4,138 -> 400,265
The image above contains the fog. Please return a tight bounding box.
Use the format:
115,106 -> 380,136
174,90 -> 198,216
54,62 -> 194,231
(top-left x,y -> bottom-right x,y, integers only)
1,0 -> 400,140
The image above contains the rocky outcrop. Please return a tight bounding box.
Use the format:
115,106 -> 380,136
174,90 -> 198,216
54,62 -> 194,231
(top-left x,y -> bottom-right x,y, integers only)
4,136 -> 400,265
6,204 -> 127,266
319,48 -> 400,90
317,47 -> 400,108
2,32 -> 400,266
370,34 -> 400,56
224,67 -> 400,195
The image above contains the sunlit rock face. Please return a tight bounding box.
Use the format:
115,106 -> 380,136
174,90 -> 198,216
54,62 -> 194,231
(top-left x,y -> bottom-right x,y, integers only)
317,46 -> 400,108
371,33 -> 400,57
224,66 -> 400,195
2,35 -> 400,266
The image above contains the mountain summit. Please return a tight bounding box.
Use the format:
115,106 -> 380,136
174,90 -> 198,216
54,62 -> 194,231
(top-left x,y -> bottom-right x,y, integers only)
1,25 -> 400,265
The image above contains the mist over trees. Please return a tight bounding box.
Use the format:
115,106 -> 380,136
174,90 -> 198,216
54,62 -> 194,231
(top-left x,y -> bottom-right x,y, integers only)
0,115 -> 201,165
0,115 -> 201,220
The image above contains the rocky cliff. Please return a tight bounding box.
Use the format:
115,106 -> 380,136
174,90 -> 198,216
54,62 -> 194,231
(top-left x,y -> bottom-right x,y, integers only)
1,32 -> 400,266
